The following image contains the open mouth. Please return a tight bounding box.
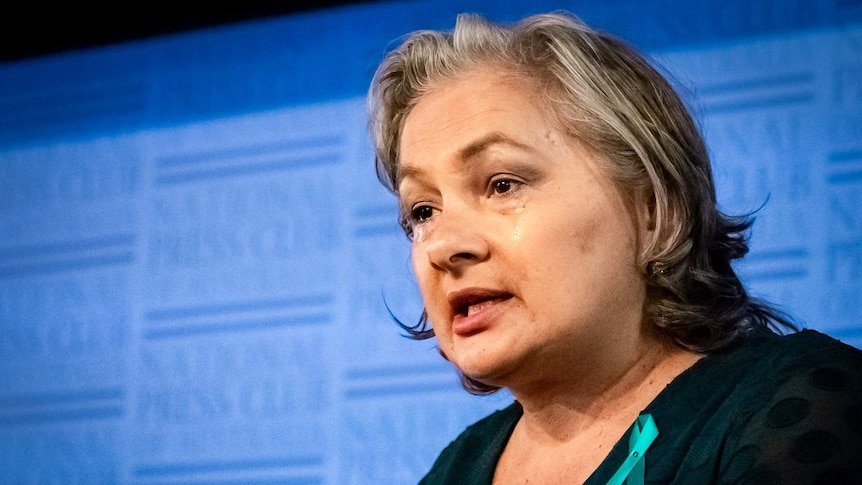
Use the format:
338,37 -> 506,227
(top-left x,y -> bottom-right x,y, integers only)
449,288 -> 513,318
456,298 -> 504,316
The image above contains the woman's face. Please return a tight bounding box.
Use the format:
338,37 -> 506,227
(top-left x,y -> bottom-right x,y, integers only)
397,66 -> 651,390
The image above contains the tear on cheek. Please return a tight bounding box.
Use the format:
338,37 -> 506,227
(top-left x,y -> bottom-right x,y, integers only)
413,225 -> 427,242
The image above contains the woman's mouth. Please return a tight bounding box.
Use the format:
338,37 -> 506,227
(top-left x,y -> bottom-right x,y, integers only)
448,288 -> 513,336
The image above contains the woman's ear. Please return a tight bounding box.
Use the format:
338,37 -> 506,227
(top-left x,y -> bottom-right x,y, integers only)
633,185 -> 659,268
634,185 -> 657,234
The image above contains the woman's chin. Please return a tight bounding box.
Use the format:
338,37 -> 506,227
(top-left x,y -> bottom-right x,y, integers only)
451,352 -> 519,388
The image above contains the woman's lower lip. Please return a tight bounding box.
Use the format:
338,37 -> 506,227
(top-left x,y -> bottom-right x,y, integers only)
451,297 -> 511,336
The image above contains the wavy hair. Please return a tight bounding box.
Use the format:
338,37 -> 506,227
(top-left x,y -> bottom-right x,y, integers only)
368,12 -> 797,395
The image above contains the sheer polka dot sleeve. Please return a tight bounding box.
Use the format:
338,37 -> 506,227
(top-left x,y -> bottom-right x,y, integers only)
720,340 -> 862,484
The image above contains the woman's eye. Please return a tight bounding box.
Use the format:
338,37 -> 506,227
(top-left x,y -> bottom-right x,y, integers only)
411,205 -> 434,222
492,179 -> 512,194
491,176 -> 524,195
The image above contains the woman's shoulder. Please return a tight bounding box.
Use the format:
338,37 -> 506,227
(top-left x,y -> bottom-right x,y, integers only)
723,329 -> 862,482
689,328 -> 861,381
723,328 -> 862,432
418,403 -> 522,485
683,328 -> 862,435
649,329 -> 860,413
768,328 -> 862,356
632,328 -> 862,483
728,328 -> 862,381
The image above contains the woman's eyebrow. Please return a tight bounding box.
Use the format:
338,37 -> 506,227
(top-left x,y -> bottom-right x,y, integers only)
459,132 -> 531,161
396,163 -> 424,188
396,132 -> 532,187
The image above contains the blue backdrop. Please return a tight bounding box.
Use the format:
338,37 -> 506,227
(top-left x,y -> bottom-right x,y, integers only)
0,1 -> 860,483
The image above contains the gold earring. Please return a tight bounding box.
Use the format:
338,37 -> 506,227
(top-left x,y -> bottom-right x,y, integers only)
649,261 -> 667,276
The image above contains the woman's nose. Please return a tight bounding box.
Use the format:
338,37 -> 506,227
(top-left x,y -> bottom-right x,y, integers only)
421,211 -> 490,273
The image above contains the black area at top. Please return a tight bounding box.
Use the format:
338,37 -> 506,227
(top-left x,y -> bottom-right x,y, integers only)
0,1 -> 379,63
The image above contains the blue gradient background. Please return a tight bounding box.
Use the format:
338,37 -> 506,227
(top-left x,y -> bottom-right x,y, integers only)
0,1 -> 860,483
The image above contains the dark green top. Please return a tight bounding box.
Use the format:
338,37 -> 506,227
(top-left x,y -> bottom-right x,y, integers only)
419,330 -> 862,484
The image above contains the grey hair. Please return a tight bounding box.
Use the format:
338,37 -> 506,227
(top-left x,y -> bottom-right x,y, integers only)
368,12 -> 797,395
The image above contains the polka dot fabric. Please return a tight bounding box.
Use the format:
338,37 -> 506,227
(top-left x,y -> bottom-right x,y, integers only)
719,342 -> 862,484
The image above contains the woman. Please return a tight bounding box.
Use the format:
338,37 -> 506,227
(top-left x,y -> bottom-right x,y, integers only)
368,11 -> 862,484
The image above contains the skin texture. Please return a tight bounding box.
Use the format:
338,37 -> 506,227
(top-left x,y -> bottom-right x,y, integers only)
398,65 -> 701,483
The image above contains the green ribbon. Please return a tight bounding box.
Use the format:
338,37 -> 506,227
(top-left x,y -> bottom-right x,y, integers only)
606,414 -> 659,485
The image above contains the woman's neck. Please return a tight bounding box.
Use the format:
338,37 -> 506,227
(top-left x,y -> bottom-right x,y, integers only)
510,336 -> 701,442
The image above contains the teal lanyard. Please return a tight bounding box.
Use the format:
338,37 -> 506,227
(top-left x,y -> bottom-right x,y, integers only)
605,414 -> 659,485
